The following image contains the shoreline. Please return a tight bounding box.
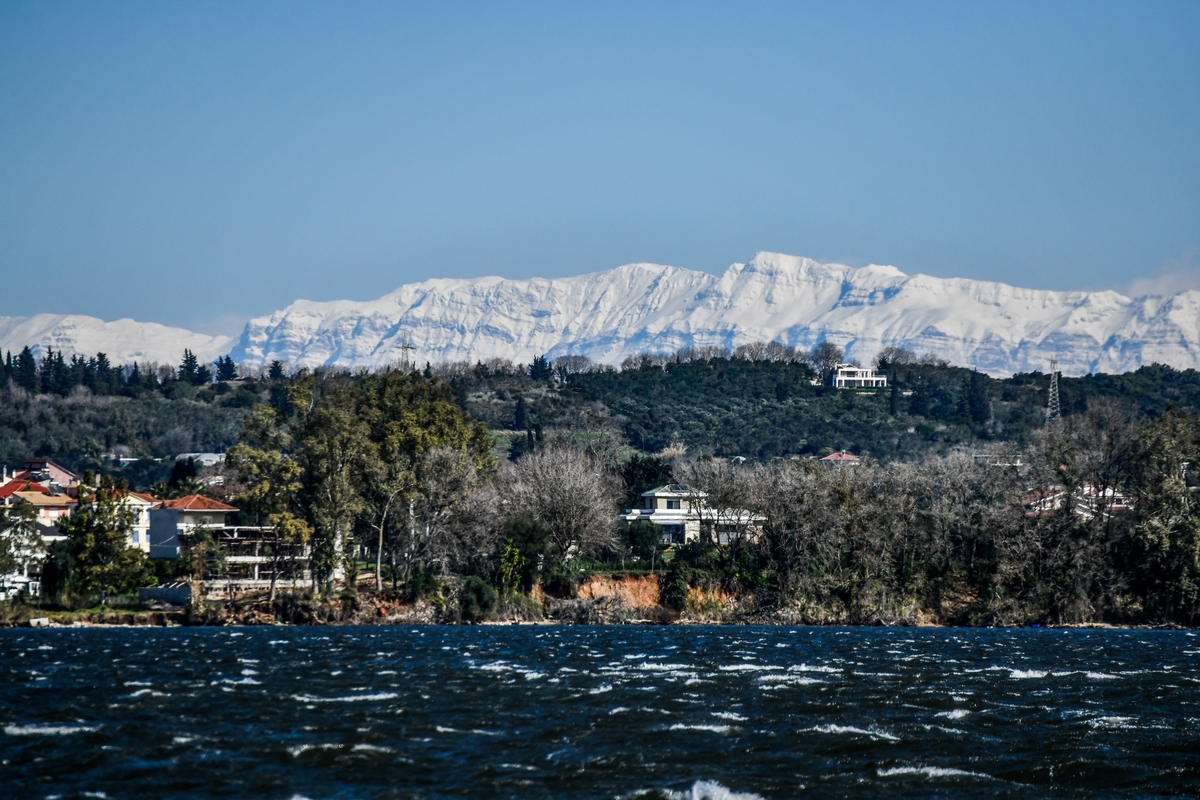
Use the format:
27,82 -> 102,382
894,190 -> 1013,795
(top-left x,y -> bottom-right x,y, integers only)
3,612 -> 1191,631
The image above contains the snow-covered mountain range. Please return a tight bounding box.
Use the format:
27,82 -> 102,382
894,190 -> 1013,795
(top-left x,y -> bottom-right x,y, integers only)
0,314 -> 234,366
5,252 -> 1199,377
228,252 -> 1200,377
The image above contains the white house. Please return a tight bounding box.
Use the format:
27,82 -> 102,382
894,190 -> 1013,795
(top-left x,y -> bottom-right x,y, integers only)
621,484 -> 705,544
829,363 -> 887,389
620,484 -> 764,546
148,494 -> 239,559
112,491 -> 156,552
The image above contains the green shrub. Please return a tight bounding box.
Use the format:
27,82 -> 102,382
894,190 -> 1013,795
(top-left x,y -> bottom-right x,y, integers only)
459,576 -> 498,622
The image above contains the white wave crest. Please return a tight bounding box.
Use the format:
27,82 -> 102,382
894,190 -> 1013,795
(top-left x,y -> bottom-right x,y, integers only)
291,692 -> 397,703
878,766 -> 991,779
1009,669 -> 1048,679
718,664 -> 780,672
757,674 -> 822,686
5,723 -> 98,736
935,709 -> 971,720
803,724 -> 898,742
652,779 -> 765,800
668,724 -> 732,734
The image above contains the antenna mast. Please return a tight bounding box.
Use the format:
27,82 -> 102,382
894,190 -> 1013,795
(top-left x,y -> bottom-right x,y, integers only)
1045,355 -> 1061,425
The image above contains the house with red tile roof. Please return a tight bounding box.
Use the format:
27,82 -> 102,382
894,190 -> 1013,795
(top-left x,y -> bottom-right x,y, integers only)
820,451 -> 862,468
148,494 -> 238,559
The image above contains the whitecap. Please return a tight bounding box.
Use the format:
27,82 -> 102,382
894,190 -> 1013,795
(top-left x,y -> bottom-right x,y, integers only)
589,684 -> 614,694
788,664 -> 841,674
289,743 -> 340,757
5,724 -> 97,736
1009,669 -> 1048,679
668,723 -> 733,734
291,692 -> 397,703
711,711 -> 747,721
803,724 -> 898,742
877,765 -> 990,779
718,664 -> 780,672
935,709 -> 970,720
609,706 -> 630,715
1085,671 -> 1119,680
351,743 -> 393,753
653,779 -> 764,799
757,674 -> 821,686
1087,716 -> 1136,729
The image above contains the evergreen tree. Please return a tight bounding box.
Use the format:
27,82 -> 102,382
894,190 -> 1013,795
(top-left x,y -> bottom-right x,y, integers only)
178,350 -> 201,384
15,347 -> 37,392
514,396 -> 527,430
58,486 -> 150,597
528,354 -> 552,380
175,353 -> 213,386
214,355 -> 238,382
268,360 -> 285,380
967,371 -> 991,425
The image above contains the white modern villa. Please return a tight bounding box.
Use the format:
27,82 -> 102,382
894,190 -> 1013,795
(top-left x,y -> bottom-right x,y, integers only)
620,484 -> 763,546
829,363 -> 888,389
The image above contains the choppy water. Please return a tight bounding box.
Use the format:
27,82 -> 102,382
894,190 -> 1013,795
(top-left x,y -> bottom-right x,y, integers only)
3,626 -> 1200,798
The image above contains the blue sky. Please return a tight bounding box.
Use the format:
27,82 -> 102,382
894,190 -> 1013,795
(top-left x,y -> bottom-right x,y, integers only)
1,1 -> 1197,334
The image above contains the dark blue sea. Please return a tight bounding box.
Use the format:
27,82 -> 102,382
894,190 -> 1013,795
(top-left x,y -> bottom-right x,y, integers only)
2,625 -> 1199,799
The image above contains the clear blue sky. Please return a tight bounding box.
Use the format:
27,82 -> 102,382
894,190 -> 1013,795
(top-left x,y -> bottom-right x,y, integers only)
1,1 -> 1198,334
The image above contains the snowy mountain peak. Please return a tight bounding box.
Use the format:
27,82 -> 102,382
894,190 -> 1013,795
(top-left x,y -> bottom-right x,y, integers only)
5,253 -> 1199,378
228,254 -> 1200,377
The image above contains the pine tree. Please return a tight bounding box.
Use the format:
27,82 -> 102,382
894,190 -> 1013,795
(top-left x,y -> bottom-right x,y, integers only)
15,347 -> 37,392
214,355 -> 238,382
178,350 -> 200,384
528,354 -> 552,380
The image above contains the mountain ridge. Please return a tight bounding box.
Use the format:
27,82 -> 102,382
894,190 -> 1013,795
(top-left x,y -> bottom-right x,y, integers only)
3,253 -> 1199,377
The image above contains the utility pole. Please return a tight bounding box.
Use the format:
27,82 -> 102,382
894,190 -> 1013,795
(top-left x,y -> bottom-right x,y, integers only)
1045,355 -> 1061,425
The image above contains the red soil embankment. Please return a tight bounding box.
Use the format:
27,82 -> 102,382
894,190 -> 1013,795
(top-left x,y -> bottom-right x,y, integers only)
577,574 -> 661,609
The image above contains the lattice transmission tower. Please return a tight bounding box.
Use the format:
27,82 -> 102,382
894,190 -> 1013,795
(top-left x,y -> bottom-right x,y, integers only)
1045,355 -> 1061,425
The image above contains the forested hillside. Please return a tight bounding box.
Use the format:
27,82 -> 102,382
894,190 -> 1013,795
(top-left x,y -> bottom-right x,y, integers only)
4,343 -> 1200,479
442,354 -> 1200,461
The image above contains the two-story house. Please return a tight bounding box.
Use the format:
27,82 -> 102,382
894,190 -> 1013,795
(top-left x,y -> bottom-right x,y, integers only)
148,494 -> 239,559
829,363 -> 887,389
619,484 -> 764,546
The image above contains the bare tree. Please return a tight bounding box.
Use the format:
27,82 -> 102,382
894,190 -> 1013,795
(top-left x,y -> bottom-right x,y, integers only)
732,341 -> 769,361
807,342 -> 844,380
406,446 -> 499,577
506,443 -> 619,563
873,346 -> 917,369
552,355 -> 593,381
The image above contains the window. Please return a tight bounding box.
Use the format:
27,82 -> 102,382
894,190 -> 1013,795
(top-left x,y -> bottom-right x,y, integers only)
132,531 -> 140,544
667,499 -> 680,510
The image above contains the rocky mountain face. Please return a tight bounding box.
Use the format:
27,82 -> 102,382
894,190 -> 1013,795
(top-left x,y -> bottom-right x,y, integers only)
5,253 -> 1198,377
229,252 -> 1200,377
